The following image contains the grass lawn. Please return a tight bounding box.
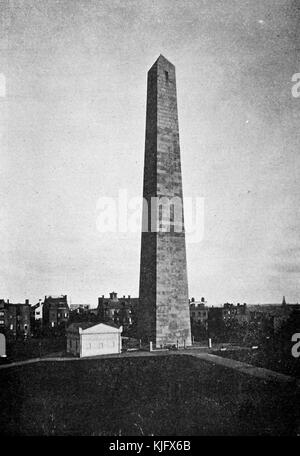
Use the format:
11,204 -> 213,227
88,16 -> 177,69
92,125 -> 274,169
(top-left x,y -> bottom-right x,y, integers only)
0,355 -> 299,436
214,348 -> 300,379
6,337 -> 66,362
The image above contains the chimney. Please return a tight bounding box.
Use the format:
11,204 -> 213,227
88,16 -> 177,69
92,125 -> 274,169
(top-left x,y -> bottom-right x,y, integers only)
7,299 -> 9,304
128,295 -> 131,299
25,299 -> 29,305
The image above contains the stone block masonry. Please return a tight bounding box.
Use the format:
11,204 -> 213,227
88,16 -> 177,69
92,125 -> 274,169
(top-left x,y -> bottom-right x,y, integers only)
138,55 -> 192,347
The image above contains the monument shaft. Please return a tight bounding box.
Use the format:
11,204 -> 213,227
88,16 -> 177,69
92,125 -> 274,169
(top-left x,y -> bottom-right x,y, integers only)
138,55 -> 192,347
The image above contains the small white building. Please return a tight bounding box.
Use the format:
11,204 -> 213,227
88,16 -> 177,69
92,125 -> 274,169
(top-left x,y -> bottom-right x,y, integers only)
66,322 -> 122,357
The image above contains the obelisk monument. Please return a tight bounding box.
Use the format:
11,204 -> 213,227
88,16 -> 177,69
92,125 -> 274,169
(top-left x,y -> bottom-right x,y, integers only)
138,55 -> 192,348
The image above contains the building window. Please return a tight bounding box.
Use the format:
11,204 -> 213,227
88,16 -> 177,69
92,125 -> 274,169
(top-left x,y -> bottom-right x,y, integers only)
10,324 -> 13,330
0,320 -> 4,325
165,71 -> 169,81
51,322 -> 55,327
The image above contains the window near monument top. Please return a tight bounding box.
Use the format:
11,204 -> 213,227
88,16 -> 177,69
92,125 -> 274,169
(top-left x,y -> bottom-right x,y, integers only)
159,205 -> 163,229
165,71 -> 169,81
170,204 -> 174,223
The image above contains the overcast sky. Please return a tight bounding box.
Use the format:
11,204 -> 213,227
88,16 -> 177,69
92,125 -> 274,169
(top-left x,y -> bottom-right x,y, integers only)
0,0 -> 299,306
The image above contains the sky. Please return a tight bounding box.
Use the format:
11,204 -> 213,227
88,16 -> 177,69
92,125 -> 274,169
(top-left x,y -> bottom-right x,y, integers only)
0,0 -> 299,306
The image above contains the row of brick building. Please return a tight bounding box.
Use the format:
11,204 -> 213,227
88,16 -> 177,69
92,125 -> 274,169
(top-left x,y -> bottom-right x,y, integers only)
0,293 -> 137,339
0,299 -> 31,338
0,295 -> 70,338
1,292 -> 298,341
97,292 -> 139,329
189,296 -> 300,340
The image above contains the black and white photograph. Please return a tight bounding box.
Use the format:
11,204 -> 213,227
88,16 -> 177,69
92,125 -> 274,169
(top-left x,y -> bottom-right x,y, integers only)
0,0 -> 299,443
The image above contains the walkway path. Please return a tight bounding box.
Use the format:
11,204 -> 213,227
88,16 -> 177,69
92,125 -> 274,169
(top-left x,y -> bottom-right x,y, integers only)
187,351 -> 300,387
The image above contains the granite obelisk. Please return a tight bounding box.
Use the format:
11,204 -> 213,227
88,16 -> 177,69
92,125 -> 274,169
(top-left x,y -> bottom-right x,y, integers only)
138,55 -> 192,348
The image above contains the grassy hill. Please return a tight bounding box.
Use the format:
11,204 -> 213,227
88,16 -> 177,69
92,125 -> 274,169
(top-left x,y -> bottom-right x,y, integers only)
0,355 -> 298,435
